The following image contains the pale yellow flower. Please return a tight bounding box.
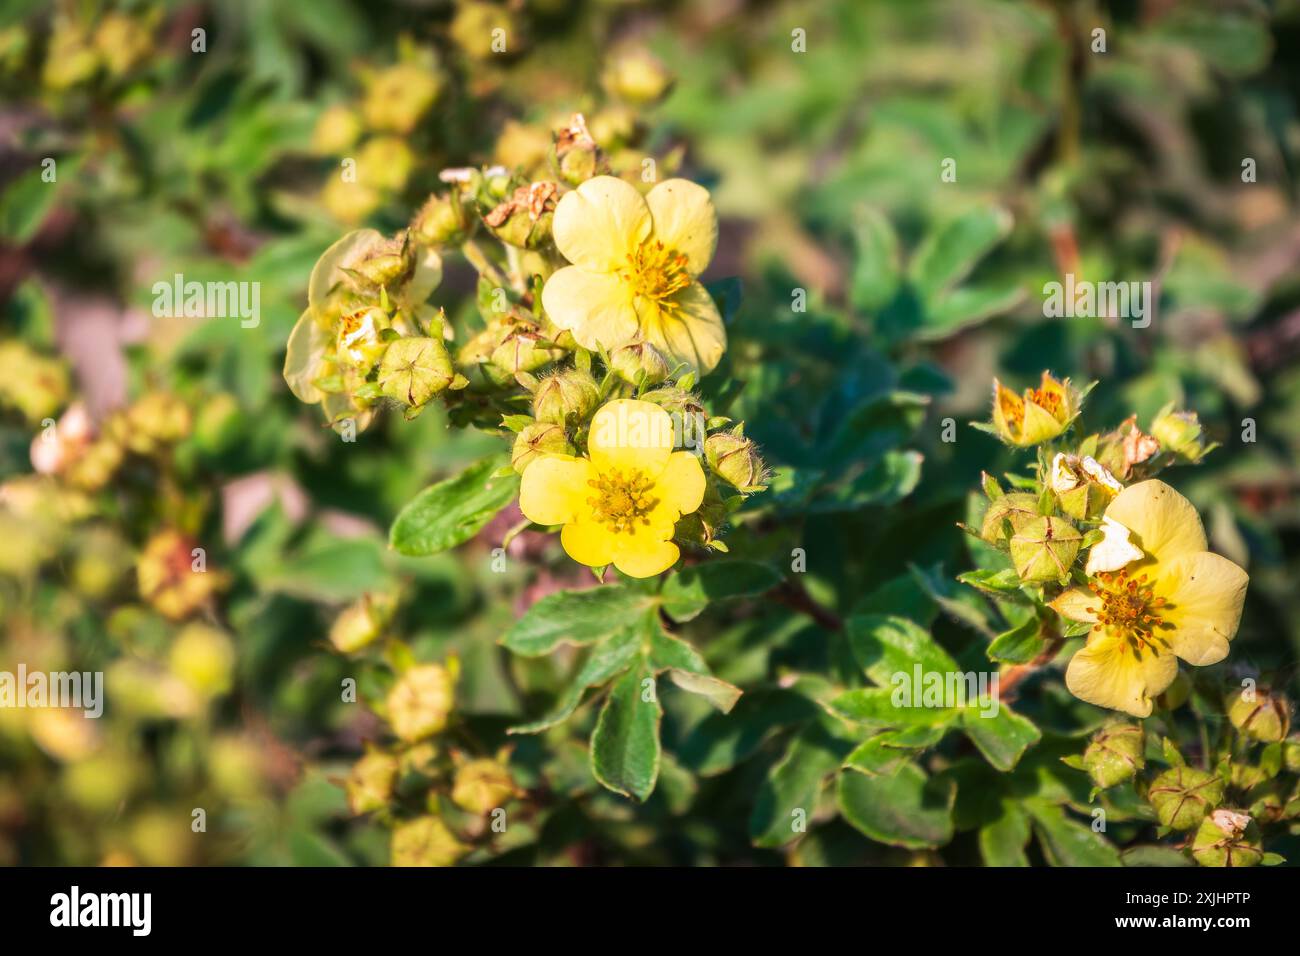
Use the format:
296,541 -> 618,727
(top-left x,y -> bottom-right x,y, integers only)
518,399 -> 705,578
1051,480 -> 1248,718
541,176 -> 725,374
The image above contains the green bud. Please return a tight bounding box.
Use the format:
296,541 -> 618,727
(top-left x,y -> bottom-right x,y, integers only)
451,758 -> 517,815
609,342 -> 670,386
704,430 -> 768,493
390,816 -> 466,867
330,592 -> 398,654
601,48 -> 673,106
1148,766 -> 1223,830
1190,809 -> 1263,868
386,664 -> 454,742
411,190 -> 473,247
1083,722 -> 1144,789
1009,516 -> 1081,584
1155,670 -> 1191,711
553,114 -> 604,186
511,422 -> 572,474
1227,687 -> 1291,742
640,386 -> 703,419
378,337 -> 454,408
347,750 -> 399,815
1151,404 -> 1211,462
979,492 -> 1040,544
532,368 -> 599,425
490,328 -> 564,379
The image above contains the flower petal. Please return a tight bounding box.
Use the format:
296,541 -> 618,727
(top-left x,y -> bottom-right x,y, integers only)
642,280 -> 726,374
588,399 -> 675,474
1103,480 -> 1207,569
1157,551 -> 1249,667
651,451 -> 706,523
561,519 -> 618,568
519,454 -> 593,526
645,178 -> 718,276
541,266 -> 639,352
552,176 -> 651,272
1065,631 -> 1178,718
1049,586 -> 1099,623
612,534 -> 681,578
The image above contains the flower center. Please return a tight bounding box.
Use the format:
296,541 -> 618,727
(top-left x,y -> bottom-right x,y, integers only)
1028,386 -> 1063,419
586,467 -> 660,534
622,240 -> 690,301
1087,568 -> 1171,651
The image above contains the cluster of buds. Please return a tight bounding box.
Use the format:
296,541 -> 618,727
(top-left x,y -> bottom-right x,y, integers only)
9,8 -> 161,94
313,39 -> 443,224
30,392 -> 192,492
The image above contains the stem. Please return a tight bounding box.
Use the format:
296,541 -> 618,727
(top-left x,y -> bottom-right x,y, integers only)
771,579 -> 844,632
461,238 -> 509,290
999,635 -> 1063,700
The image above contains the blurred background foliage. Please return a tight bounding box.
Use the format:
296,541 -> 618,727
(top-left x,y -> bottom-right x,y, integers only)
1,0 -> 1298,865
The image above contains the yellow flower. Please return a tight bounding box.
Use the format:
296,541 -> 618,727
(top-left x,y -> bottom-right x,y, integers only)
991,372 -> 1080,446
518,399 -> 705,578
1050,480 -> 1248,718
541,176 -> 725,374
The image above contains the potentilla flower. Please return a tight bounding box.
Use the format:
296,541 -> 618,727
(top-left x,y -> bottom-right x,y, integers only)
541,176 -> 725,374
1050,480 -> 1249,718
990,372 -> 1081,446
518,398 -> 705,577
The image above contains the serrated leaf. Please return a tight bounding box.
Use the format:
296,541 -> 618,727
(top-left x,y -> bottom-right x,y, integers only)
846,613 -> 959,685
978,801 -> 1031,866
389,457 -> 519,556
680,689 -> 821,776
986,616 -> 1044,664
750,718 -> 855,847
831,687 -> 957,728
1025,799 -> 1121,867
507,629 -> 642,734
909,206 -> 1012,300
959,705 -> 1041,771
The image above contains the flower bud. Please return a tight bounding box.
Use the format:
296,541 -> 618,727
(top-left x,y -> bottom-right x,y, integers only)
1094,415 -> 1160,480
704,430 -> 768,493
137,529 -> 225,621
532,368 -> 599,425
1226,687 -> 1291,743
451,758 -> 517,814
322,176 -> 382,225
511,422 -> 572,474
362,62 -> 441,135
390,816 -> 466,867
601,48 -> 673,106
1050,453 -> 1121,521
169,623 -> 235,699
122,392 -> 191,454
337,306 -> 392,370
357,136 -> 415,193
640,386 -> 704,419
449,2 -> 519,61
311,104 -> 362,155
347,749 -> 399,815
92,12 -> 152,77
329,592 -> 398,654
386,664 -> 454,742
989,372 -> 1082,447
0,342 -> 69,424
1151,404 -> 1210,462
1083,722 -> 1144,789
411,190 -> 473,247
352,234 -> 415,290
609,342 -> 670,386
979,492 -> 1040,545
489,328 -> 565,379
1148,766 -> 1223,830
554,114 -> 604,186
482,182 -> 557,249
1190,809 -> 1263,868
1009,515 -> 1081,584
378,337 -> 455,409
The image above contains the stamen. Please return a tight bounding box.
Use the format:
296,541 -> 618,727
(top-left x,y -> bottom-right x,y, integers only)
585,467 -> 661,535
621,240 -> 690,302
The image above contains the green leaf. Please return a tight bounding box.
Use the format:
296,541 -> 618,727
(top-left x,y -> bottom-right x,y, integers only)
846,614 -> 959,685
1025,800 -> 1121,867
0,158 -> 81,243
831,687 -> 956,729
959,706 -> 1041,771
680,689 -> 820,776
1120,845 -> 1195,867
507,629 -> 642,734
986,616 -> 1044,664
502,585 -> 654,656
909,205 -> 1012,301
389,457 -> 520,556
837,763 -> 956,849
978,801 -> 1031,866
750,719 -> 855,847
668,669 -> 743,714
919,282 -> 1024,341
660,561 -> 782,622
849,205 -> 901,313
590,659 -> 662,801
